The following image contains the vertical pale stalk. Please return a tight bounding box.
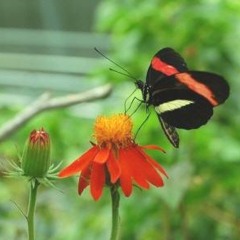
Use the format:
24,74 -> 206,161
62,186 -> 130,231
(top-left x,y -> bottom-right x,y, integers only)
110,185 -> 120,240
27,179 -> 40,240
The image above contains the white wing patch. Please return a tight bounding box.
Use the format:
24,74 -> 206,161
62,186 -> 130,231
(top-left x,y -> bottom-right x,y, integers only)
155,100 -> 194,114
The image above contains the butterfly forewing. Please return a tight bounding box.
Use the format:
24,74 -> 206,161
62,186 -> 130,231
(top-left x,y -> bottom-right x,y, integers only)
146,47 -> 188,86
174,71 -> 230,106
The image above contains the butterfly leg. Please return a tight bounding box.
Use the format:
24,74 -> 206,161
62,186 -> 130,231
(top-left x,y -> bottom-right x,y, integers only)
134,112 -> 151,140
125,95 -> 143,115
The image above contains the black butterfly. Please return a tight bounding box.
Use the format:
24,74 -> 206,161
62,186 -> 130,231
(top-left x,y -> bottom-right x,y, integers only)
135,47 -> 230,148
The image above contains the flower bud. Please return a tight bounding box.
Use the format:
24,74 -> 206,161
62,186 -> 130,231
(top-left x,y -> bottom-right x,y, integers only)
21,128 -> 51,178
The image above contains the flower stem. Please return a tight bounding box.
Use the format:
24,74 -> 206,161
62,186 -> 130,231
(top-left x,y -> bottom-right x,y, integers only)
110,185 -> 120,240
27,179 -> 40,240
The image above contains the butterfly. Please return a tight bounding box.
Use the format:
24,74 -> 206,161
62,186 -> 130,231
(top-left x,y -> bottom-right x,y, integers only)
135,47 -> 230,148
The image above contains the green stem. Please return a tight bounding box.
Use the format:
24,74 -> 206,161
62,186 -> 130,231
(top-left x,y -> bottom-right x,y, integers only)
27,179 -> 40,240
110,185 -> 120,240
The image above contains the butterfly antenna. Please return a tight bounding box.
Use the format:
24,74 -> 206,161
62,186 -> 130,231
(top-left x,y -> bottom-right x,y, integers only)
94,47 -> 138,81
109,68 -> 137,81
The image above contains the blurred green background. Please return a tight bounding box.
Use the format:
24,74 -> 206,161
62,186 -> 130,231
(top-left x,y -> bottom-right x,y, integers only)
0,0 -> 239,239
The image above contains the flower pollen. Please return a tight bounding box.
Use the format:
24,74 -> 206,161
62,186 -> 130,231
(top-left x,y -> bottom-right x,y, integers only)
94,114 -> 133,148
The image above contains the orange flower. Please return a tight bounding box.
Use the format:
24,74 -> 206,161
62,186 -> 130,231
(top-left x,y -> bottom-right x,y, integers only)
59,114 -> 167,200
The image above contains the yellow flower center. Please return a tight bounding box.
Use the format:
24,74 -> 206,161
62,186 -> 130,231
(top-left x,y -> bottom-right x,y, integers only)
94,114 -> 133,148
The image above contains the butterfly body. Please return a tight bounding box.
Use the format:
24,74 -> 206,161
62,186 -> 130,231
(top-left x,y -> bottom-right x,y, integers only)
136,47 -> 230,148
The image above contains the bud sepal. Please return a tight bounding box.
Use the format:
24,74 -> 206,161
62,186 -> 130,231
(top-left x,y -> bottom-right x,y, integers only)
5,128 -> 60,185
21,128 -> 51,178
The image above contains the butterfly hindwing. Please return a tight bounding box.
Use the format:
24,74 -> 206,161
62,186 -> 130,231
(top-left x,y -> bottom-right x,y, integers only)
159,98 -> 213,129
152,88 -> 214,129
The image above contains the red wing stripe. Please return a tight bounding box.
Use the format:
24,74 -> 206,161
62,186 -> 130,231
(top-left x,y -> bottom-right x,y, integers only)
151,57 -> 179,76
176,73 -> 218,106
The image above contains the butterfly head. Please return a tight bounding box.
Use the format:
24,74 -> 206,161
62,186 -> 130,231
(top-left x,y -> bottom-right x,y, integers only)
135,80 -> 151,104
135,80 -> 144,90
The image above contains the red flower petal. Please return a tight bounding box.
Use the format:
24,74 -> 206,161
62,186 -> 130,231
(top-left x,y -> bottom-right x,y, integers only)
119,149 -> 132,197
121,148 -> 150,189
106,150 -> 121,183
141,145 -> 166,153
133,147 -> 165,187
93,147 -> 110,164
126,146 -> 164,187
90,162 -> 105,200
138,147 -> 168,178
59,146 -> 98,177
78,165 -> 92,195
